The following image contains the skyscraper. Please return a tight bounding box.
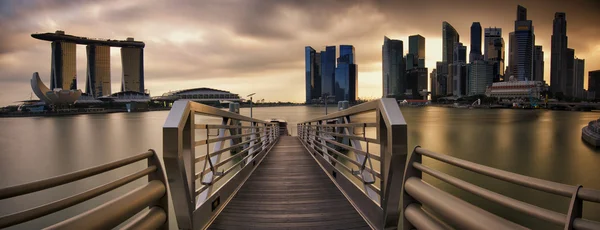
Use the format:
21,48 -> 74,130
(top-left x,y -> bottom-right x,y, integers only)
408,35 -> 425,69
550,12 -> 568,95
453,43 -> 467,96
468,60 -> 493,95
406,68 -> 428,98
50,41 -> 77,90
436,61 -> 447,95
121,45 -> 145,93
443,22 -> 460,94
573,58 -> 585,98
589,70 -> 600,100
484,27 -> 505,82
335,45 -> 357,102
508,32 -> 516,78
513,5 -> 535,81
469,22 -> 483,63
305,46 -> 322,103
533,45 -> 544,82
566,48 -> 575,97
86,45 -> 111,97
320,46 -> 336,97
382,37 -> 405,98
430,68 -> 438,97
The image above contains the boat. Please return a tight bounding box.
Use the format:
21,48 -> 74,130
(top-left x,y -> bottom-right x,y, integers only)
582,119 -> 600,147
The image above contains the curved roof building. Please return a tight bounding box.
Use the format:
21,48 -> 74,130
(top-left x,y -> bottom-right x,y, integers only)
154,88 -> 241,102
31,72 -> 81,104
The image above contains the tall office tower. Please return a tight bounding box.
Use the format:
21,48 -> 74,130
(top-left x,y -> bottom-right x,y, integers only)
565,48 -> 575,97
430,68 -> 438,97
469,22 -> 483,62
86,45 -> 111,97
508,32 -> 516,78
408,35 -> 426,69
320,46 -> 336,97
443,22 -> 459,94
382,37 -> 405,98
513,5 -> 535,81
406,68 -> 428,98
452,43 -> 467,96
305,46 -> 320,103
550,12 -> 568,95
533,45 -> 544,82
468,60 -> 493,95
573,58 -> 585,98
50,41 -> 77,90
484,28 -> 505,82
121,43 -> 145,93
589,70 -> 600,100
335,45 -> 357,102
436,61 -> 448,95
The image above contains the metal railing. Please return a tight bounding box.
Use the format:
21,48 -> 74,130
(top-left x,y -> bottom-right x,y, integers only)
0,150 -> 168,229
163,100 -> 280,230
402,147 -> 600,230
297,98 -> 407,229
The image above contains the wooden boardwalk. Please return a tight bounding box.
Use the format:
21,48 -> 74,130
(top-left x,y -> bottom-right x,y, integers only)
209,136 -> 370,229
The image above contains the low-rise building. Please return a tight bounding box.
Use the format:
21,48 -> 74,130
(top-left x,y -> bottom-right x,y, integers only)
485,78 -> 545,99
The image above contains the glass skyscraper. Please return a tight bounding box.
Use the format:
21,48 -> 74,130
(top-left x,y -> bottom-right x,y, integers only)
443,22 -> 459,94
469,22 -> 483,63
484,27 -> 505,82
550,12 -> 568,95
513,5 -> 535,81
408,35 -> 425,69
320,46 -> 336,97
382,37 -> 405,98
335,45 -> 357,102
533,45 -> 544,82
305,46 -> 322,103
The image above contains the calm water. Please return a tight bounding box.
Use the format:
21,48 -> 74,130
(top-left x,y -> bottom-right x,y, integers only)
0,105 -> 599,229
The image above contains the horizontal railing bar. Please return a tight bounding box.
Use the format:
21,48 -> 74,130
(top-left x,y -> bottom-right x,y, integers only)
415,147 -> 576,198
404,178 -> 527,229
0,166 -> 157,228
46,180 -> 166,229
321,138 -> 381,161
404,203 -> 448,230
413,162 -> 566,225
195,132 -> 258,146
312,140 -> 382,179
315,130 -> 380,144
194,139 -> 266,180
304,140 -> 381,194
578,188 -> 600,203
300,123 -> 377,128
188,102 -> 271,124
121,207 -> 167,230
574,218 -> 600,230
0,151 -> 153,200
195,124 -> 271,129
195,142 -> 272,196
194,133 -> 268,163
300,99 -> 380,123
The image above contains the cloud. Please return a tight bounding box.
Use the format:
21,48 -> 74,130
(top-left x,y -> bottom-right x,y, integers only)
1,0 -> 599,106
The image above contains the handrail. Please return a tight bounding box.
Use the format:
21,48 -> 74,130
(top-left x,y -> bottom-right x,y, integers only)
0,150 -> 168,229
402,146 -> 600,230
163,100 -> 280,230
297,98 -> 406,230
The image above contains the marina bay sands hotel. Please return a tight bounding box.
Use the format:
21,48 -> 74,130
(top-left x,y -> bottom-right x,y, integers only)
31,30 -> 145,97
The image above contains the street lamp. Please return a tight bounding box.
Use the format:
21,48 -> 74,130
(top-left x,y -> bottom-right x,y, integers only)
247,93 -> 256,118
322,93 -> 336,115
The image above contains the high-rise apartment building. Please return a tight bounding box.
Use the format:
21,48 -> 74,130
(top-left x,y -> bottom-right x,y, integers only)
86,45 -> 111,97
484,27 -> 505,82
470,22 -> 483,62
382,37 -> 405,98
50,41 -> 77,90
513,5 -> 535,81
533,45 -> 544,82
550,12 -> 568,95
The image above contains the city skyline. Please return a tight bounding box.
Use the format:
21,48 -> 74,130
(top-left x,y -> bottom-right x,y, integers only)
1,0 -> 599,106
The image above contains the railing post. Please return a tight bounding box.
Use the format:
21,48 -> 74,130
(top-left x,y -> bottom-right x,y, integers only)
162,100 -> 194,229
378,98 -> 408,229
148,149 -> 169,229
400,147 -> 422,230
565,185 -> 583,230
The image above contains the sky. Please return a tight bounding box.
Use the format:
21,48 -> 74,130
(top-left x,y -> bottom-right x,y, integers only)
0,0 -> 599,106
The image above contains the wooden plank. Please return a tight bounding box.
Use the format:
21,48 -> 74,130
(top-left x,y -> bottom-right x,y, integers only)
209,136 -> 370,229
